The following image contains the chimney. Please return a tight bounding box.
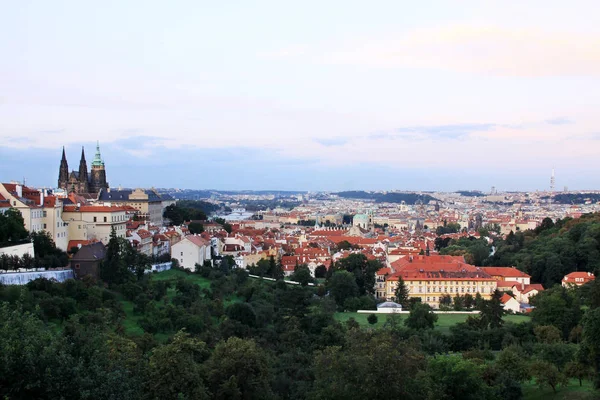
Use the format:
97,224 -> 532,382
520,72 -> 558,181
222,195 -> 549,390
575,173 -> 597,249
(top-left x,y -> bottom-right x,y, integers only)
39,191 -> 44,206
16,185 -> 22,198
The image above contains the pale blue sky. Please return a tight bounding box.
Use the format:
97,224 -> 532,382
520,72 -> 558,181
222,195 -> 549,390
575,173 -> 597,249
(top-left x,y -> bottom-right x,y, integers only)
1,1 -> 599,191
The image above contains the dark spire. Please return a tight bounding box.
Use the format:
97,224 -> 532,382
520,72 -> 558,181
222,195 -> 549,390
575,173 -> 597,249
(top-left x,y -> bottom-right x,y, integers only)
78,146 -> 89,188
58,146 -> 69,188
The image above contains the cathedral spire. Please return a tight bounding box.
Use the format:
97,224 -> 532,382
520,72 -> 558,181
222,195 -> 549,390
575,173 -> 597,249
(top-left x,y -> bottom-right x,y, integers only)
78,146 -> 89,190
58,146 -> 69,189
92,141 -> 104,167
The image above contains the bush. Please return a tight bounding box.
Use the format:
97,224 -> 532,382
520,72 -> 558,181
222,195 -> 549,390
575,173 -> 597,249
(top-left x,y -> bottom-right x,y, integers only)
368,314 -> 378,325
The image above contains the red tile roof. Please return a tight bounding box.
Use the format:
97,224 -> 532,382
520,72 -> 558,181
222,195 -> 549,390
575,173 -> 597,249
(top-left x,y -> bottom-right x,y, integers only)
563,272 -> 595,282
500,293 -> 514,304
185,235 -> 210,247
480,267 -> 530,279
64,205 -> 130,213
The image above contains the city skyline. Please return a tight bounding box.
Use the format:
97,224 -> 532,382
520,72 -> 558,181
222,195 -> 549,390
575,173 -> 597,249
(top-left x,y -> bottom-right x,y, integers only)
1,1 -> 599,190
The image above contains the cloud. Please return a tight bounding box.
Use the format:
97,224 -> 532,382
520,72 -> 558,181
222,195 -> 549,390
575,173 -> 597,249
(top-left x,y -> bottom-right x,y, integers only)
367,123 -> 497,141
546,117 -> 573,125
274,25 -> 600,77
313,137 -> 350,146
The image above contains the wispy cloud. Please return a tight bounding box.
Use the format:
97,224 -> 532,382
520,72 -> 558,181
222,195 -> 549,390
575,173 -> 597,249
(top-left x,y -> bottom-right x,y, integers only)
546,117 -> 573,125
273,25 -> 600,77
313,137 -> 350,146
367,123 -> 497,140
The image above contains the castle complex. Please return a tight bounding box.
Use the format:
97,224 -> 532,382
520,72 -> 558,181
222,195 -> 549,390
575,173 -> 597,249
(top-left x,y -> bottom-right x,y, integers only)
58,142 -> 109,194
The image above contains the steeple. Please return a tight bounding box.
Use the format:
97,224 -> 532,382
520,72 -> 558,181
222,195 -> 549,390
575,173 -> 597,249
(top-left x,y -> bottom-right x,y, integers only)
58,146 -> 69,189
76,146 -> 89,194
92,141 -> 104,167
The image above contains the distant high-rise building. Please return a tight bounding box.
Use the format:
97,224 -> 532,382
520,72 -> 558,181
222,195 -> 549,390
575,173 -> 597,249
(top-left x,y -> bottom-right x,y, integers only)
58,142 -> 109,194
550,168 -> 555,193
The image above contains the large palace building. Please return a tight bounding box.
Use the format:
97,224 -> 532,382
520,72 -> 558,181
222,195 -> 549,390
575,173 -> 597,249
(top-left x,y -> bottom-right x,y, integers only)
58,142 -> 109,194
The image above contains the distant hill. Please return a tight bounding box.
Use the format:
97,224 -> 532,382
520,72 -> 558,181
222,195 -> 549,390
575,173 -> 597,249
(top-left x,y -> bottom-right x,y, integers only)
549,193 -> 600,204
456,191 -> 485,197
335,191 -> 436,204
161,189 -> 306,200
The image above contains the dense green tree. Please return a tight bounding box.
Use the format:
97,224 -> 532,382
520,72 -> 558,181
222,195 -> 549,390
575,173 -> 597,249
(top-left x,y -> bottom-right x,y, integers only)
426,355 -> 492,400
188,221 -> 204,234
453,295 -> 465,311
531,286 -> 582,339
529,360 -> 568,394
311,330 -> 426,400
564,360 -> 592,387
334,253 -> 381,296
496,346 -> 530,382
290,264 -> 314,286
394,276 -> 410,307
207,337 -> 273,399
534,325 -> 562,344
0,207 -> 28,243
214,218 -> 233,234
405,303 -> 438,330
582,307 -> 600,388
314,264 -> 327,279
328,271 -> 359,308
367,313 -> 378,325
226,302 -> 257,327
163,203 -> 209,226
479,290 -> 505,329
100,228 -> 134,285
464,293 -> 474,309
145,330 -> 210,399
335,240 -> 359,251
439,294 -> 452,307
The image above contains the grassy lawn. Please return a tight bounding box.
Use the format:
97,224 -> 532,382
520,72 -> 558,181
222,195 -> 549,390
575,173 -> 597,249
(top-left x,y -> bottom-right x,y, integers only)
150,268 -> 211,289
333,312 -> 530,332
523,379 -> 596,400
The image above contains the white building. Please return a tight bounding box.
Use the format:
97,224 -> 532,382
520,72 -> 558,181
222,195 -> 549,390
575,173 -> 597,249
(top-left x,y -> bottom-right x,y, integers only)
501,293 -> 521,313
171,235 -> 211,270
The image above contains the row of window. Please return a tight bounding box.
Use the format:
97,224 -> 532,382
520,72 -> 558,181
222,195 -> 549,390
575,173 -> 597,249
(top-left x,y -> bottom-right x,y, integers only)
412,286 -> 488,294
414,280 -> 493,286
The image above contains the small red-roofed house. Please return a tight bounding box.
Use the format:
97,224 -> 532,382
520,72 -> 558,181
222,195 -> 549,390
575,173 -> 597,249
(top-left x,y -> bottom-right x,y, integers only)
501,293 -> 521,313
480,267 -> 530,285
171,234 -> 211,270
512,283 -> 544,304
562,272 -> 595,287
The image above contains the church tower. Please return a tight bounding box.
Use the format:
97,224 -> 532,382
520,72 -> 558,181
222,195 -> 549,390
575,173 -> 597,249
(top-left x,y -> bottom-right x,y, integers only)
78,147 -> 89,193
89,141 -> 109,193
58,146 -> 69,189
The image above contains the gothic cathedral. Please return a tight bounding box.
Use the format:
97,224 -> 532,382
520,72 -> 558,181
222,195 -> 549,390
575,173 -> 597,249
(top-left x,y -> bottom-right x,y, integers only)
58,142 -> 109,194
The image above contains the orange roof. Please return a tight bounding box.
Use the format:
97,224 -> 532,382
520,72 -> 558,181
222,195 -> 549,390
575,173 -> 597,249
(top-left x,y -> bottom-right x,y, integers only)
563,272 -> 595,281
137,229 -> 152,239
185,235 -> 210,247
522,284 -> 544,294
480,267 -> 530,279
496,280 -> 519,288
500,294 -> 514,304
64,205 -> 130,213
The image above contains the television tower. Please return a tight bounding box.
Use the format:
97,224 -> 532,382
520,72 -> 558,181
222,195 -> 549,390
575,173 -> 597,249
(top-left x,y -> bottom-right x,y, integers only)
550,168 -> 555,203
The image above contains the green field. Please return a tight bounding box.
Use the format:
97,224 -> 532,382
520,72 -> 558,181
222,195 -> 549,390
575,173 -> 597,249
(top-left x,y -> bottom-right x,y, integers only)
334,312 -> 531,332
523,379 -> 596,400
